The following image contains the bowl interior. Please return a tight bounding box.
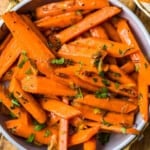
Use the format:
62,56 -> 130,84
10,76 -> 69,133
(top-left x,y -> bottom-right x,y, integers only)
0,0 -> 150,150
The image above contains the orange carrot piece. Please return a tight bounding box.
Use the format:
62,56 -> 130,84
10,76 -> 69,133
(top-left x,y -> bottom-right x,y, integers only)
58,44 -> 107,66
121,61 -> 135,74
102,22 -> 121,42
5,119 -> 58,145
41,98 -> 81,119
2,12 -> 55,77
55,7 -> 121,43
71,37 -> 138,58
90,26 -> 109,39
0,34 -> 12,51
83,138 -> 96,150
21,75 -> 76,96
9,78 -> 47,124
35,11 -> 83,29
21,15 -> 47,45
68,126 -> 100,147
0,38 -> 21,79
35,0 -> 109,19
75,94 -> 138,113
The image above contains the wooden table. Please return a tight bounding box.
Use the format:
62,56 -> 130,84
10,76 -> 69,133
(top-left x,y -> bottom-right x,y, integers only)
0,0 -> 150,150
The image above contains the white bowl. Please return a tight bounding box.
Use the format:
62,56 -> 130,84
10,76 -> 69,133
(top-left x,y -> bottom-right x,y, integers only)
0,0 -> 150,150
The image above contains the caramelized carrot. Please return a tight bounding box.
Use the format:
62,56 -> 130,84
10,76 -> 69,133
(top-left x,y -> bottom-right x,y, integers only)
0,34 -> 12,51
83,138 -> 96,150
55,7 -> 121,43
121,61 -> 135,74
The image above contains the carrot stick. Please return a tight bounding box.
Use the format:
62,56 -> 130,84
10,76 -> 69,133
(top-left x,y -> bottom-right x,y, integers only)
21,75 -> 76,96
75,94 -> 138,113
102,22 -> 121,42
108,64 -> 136,87
83,138 -> 96,150
71,37 -> 138,58
41,98 -> 81,119
90,26 -> 109,39
0,38 -> 21,79
58,44 -> 107,66
21,15 -> 47,45
58,97 -> 69,150
2,12 -> 55,77
5,119 -> 58,145
68,126 -> 100,147
121,61 -> 135,74
35,0 -> 109,19
0,34 -> 12,51
35,11 -> 83,29
9,78 -> 47,124
47,113 -> 60,126
55,7 -> 121,43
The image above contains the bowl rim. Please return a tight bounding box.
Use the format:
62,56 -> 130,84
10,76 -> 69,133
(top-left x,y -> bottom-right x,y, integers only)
0,0 -> 150,150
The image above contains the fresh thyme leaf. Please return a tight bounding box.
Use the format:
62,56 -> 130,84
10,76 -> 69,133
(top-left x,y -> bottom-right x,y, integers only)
11,99 -> 20,107
34,123 -> 46,131
75,10 -> 83,16
51,58 -> 65,65
26,133 -> 35,143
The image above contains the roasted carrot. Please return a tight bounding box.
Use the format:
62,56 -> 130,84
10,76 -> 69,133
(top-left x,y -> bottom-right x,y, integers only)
35,0 -> 109,19
5,119 -> 58,145
9,78 -> 47,124
75,94 -> 138,113
0,38 -> 21,79
68,126 -> 100,147
41,98 -> 81,119
21,75 -> 76,96
90,26 -> 108,39
2,12 -> 55,77
83,138 -> 96,150
0,34 -> 12,51
102,22 -> 121,42
121,61 -> 135,74
55,7 -> 121,43
71,37 -> 138,58
35,11 -> 83,29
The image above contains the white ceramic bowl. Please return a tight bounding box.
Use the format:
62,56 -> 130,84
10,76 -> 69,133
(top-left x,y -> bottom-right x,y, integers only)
0,0 -> 150,150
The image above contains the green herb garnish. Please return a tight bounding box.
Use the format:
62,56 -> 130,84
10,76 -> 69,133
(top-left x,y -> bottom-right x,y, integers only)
17,51 -> 28,68
11,99 -> 20,107
95,87 -> 109,98
25,68 -> 33,75
114,82 -> 120,89
75,88 -> 83,98
51,58 -> 65,65
102,119 -> 112,127
44,129 -> 52,137
121,127 -> 127,134
99,71 -> 105,78
34,123 -> 46,131
102,79 -> 110,86
26,133 -> 35,143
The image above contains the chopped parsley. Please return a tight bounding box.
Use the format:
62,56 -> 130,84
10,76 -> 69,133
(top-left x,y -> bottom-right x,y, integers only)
51,58 -> 65,65
34,123 -> 46,131
102,79 -> 110,86
95,87 -> 109,98
75,88 -> 83,98
102,45 -> 107,51
121,127 -> 127,134
102,119 -> 112,127
44,129 -> 52,137
114,82 -> 120,89
26,133 -> 35,143
11,99 -> 20,107
25,68 -> 33,75
113,72 -> 121,77
17,51 -> 28,68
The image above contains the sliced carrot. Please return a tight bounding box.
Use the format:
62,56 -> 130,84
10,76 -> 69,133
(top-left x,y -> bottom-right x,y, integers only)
2,12 -> 55,77
21,75 -> 76,96
68,126 -> 100,147
121,61 -> 135,74
41,98 -> 81,119
102,21 -> 121,42
35,11 -> 83,29
75,94 -> 138,113
83,138 -> 96,150
71,37 -> 138,58
35,0 -> 109,19
9,78 -> 47,124
55,7 -> 121,43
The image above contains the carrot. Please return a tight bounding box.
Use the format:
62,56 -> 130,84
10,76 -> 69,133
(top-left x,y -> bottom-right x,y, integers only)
0,38 -> 21,79
108,64 -> 136,87
21,75 -> 76,96
2,12 -> 55,77
0,34 -> 12,51
73,102 -> 134,127
106,56 -> 117,65
58,97 -> 69,150
83,138 -> 96,150
68,126 -> 100,147
58,44 -> 107,66
9,78 -> 47,124
102,22 -> 121,42
5,119 -> 58,145
47,113 -> 60,126
71,37 -> 138,58
35,0 -> 109,19
75,94 -> 138,113
121,61 -> 135,74
70,117 -> 85,128
41,98 -> 81,119
35,11 -> 83,29
90,26 -> 109,39
55,7 -> 121,43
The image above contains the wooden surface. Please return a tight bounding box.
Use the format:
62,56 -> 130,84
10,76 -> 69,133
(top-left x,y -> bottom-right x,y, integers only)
0,0 -> 150,150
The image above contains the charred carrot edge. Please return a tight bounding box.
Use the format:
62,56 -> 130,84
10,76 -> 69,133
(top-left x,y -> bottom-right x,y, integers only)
35,0 -> 109,19
55,7 -> 121,43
